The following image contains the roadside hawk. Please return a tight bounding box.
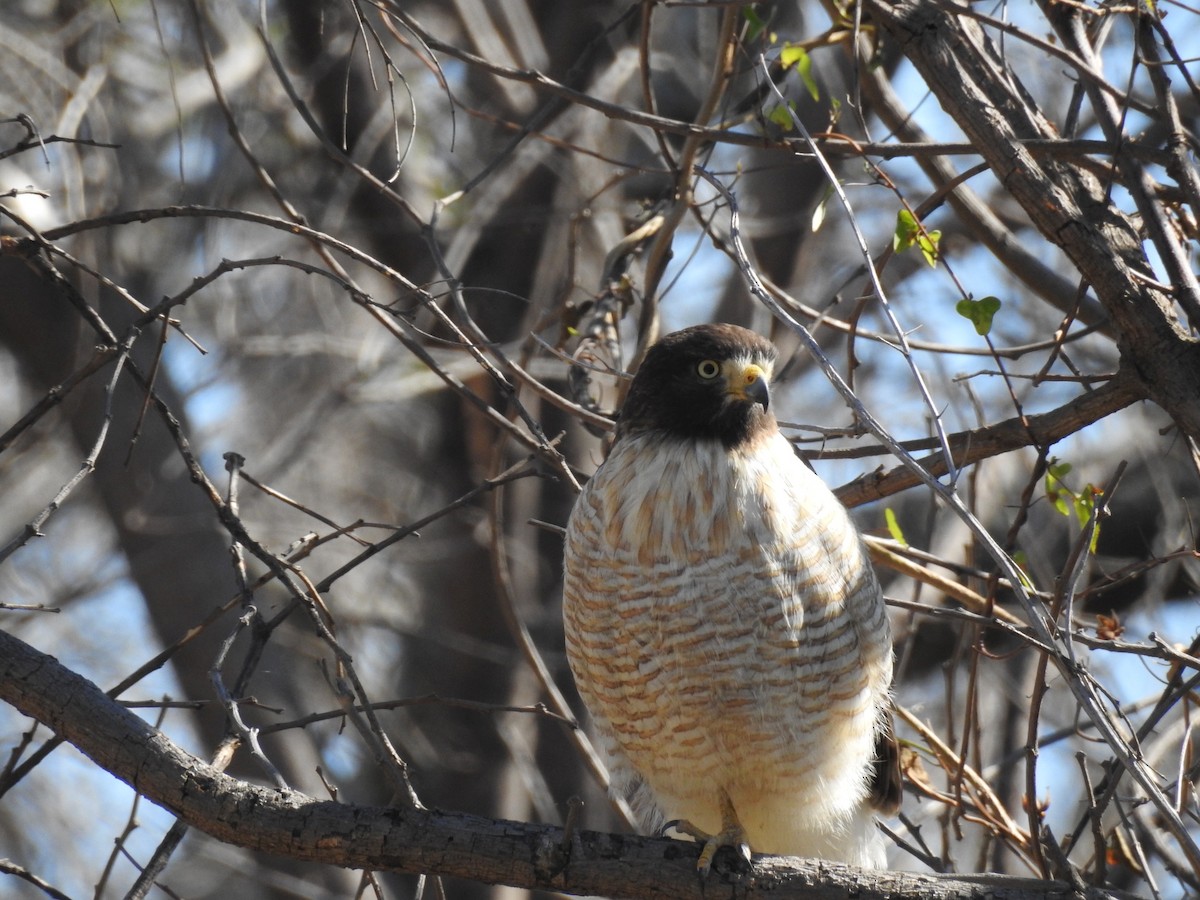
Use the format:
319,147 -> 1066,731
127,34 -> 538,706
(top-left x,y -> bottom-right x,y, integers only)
563,323 -> 898,871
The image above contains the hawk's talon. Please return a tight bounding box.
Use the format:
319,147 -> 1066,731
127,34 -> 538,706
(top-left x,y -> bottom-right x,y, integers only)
735,839 -> 752,866
661,795 -> 752,875
660,817 -> 709,840
658,818 -> 685,839
695,827 -> 750,875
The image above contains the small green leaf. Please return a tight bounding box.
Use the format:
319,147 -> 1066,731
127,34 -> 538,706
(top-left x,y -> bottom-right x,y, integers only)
884,508 -> 907,547
1043,461 -> 1099,553
1044,459 -> 1071,518
780,44 -> 807,68
1073,495 -> 1090,526
1047,489 -> 1070,517
955,295 -> 1002,336
1048,461 -> 1072,479
743,6 -> 767,41
894,209 -> 940,266
767,103 -> 795,131
917,230 -> 941,267
798,63 -> 819,102
781,44 -> 819,101
893,209 -> 919,253
1075,486 -> 1101,553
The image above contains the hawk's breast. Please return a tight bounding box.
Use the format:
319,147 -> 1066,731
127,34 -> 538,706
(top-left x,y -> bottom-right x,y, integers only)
563,429 -> 892,823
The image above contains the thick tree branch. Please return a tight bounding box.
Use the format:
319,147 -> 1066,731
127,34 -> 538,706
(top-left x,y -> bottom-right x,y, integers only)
0,627 -> 1131,900
835,368 -> 1144,507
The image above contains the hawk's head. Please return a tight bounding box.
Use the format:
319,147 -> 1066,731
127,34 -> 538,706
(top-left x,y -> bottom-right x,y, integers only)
616,323 -> 778,448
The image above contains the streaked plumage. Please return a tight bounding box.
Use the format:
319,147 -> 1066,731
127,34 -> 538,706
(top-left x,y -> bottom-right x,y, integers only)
563,323 -> 897,870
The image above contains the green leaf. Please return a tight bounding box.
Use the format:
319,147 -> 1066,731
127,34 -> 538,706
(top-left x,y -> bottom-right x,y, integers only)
798,60 -> 819,102
767,103 -> 794,131
1047,489 -> 1071,517
1074,486 -> 1101,553
1044,460 -> 1071,517
884,508 -> 907,547
955,295 -> 1002,336
781,44 -> 819,101
893,209 -> 919,253
1073,496 -> 1090,526
1048,461 -> 1072,479
917,230 -> 941,267
743,6 -> 767,41
894,209 -> 940,267
780,44 -> 807,68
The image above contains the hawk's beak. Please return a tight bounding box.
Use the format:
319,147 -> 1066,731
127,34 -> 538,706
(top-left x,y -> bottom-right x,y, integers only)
726,362 -> 770,411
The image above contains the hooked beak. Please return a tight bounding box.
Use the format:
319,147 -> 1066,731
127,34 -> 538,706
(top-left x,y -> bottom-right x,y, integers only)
726,362 -> 770,411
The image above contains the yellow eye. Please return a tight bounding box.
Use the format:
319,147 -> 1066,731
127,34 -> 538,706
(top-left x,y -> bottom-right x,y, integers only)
696,359 -> 721,379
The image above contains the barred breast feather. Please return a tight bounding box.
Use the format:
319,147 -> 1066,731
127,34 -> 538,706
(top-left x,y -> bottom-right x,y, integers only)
563,426 -> 893,867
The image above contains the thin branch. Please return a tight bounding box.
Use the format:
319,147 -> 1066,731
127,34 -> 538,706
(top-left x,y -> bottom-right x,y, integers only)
759,59 -> 958,483
383,6 -> 1172,167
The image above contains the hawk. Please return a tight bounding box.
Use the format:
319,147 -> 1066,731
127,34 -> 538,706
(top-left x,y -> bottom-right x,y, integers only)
563,323 -> 898,871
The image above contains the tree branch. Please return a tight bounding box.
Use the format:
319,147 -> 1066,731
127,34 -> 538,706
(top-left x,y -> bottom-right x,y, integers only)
835,368 -> 1144,507
0,627 -> 1132,899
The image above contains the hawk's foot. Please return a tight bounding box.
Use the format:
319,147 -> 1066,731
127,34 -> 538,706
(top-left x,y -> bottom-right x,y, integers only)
660,790 -> 752,875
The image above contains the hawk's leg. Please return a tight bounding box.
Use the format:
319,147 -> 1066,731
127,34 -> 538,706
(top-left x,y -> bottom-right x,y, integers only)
662,788 -> 752,874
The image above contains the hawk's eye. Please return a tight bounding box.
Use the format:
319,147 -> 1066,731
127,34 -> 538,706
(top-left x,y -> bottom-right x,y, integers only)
696,359 -> 721,379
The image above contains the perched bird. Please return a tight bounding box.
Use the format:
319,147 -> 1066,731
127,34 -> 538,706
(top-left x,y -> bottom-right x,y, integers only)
563,323 -> 898,871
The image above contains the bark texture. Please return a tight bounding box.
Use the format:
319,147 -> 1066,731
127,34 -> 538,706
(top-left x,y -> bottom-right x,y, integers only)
0,627 -> 1135,900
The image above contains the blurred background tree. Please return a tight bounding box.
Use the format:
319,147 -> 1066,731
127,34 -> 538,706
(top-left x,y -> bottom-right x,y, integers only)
1,0 -> 1198,897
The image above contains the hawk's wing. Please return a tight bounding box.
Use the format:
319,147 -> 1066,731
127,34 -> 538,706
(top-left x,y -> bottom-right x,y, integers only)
868,708 -> 902,816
